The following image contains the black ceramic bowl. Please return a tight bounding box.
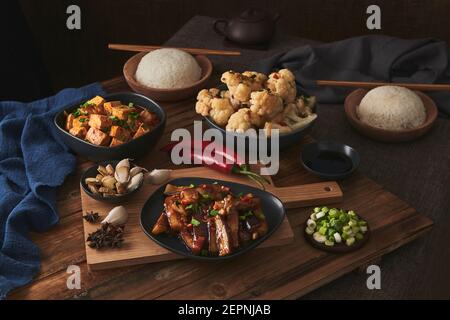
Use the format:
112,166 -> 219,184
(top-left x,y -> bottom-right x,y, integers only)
81,160 -> 144,204
204,116 -> 315,151
54,92 -> 166,161
300,142 -> 360,180
140,177 -> 286,261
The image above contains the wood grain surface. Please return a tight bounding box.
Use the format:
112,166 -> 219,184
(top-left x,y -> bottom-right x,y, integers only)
7,76 -> 432,300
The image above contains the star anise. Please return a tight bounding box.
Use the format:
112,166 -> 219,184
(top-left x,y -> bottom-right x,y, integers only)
86,223 -> 125,249
83,211 -> 100,223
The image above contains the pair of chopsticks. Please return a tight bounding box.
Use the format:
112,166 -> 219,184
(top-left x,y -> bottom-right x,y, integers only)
316,80 -> 450,91
108,43 -> 241,56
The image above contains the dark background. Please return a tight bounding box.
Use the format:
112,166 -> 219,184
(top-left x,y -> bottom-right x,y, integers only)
4,0 -> 450,99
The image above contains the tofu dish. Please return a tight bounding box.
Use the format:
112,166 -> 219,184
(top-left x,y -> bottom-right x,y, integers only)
64,96 -> 160,147
151,183 -> 268,257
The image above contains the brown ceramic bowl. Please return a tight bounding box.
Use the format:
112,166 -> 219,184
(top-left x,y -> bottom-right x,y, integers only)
123,52 -> 213,102
344,88 -> 438,143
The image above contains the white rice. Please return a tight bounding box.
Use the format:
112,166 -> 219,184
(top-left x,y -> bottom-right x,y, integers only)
357,86 -> 426,131
135,48 -> 201,89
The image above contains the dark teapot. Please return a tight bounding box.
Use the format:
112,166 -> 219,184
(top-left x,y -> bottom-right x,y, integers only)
213,9 -> 280,45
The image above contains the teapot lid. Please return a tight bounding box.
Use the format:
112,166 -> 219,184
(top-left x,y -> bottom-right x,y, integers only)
238,8 -> 271,23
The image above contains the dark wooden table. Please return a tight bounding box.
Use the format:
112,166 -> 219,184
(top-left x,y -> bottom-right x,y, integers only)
8,16 -> 450,299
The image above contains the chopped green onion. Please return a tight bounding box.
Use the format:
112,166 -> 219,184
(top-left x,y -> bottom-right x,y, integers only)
209,209 -> 219,216
191,218 -> 201,227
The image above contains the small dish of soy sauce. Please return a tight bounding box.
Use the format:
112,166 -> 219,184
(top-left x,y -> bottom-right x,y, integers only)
300,142 -> 360,180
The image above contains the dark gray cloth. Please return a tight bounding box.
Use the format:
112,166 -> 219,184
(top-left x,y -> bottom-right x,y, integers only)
255,35 -> 450,116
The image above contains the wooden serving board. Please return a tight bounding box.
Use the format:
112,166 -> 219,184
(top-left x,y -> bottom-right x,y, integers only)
80,167 -> 343,270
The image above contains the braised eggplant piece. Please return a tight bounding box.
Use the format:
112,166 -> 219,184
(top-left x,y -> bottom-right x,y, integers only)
151,183 -> 268,257
151,212 -> 169,235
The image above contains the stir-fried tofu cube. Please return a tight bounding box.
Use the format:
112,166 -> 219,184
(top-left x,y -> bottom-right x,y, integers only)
133,124 -> 149,139
87,95 -> 105,108
109,137 -> 125,147
88,114 -> 112,130
103,101 -> 121,115
66,114 -> 75,130
86,127 -> 111,146
111,106 -> 135,120
109,125 -> 131,141
72,116 -> 89,128
87,96 -> 106,114
69,126 -> 87,139
140,109 -> 158,125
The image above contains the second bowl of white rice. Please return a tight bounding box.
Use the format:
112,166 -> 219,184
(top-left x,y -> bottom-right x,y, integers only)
344,87 -> 437,142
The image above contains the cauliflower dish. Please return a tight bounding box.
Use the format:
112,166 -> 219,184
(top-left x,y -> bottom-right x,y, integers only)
195,69 -> 317,136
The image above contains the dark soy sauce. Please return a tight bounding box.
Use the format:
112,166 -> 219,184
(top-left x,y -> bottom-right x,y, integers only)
306,151 -> 353,174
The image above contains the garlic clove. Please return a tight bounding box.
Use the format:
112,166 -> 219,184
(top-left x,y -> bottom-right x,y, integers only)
127,172 -> 144,192
116,158 -> 131,169
97,165 -> 108,176
115,182 -> 127,195
130,166 -> 148,177
115,166 -> 130,184
85,177 -> 101,185
101,176 -> 117,190
105,164 -> 115,176
146,169 -> 172,185
102,206 -> 128,226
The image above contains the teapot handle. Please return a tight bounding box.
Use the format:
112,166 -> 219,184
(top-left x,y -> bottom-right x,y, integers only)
213,19 -> 228,36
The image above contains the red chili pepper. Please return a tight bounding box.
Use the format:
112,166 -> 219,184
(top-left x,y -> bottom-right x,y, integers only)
161,140 -> 270,189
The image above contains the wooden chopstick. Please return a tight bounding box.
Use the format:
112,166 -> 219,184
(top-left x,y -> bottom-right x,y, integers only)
316,80 -> 450,91
108,43 -> 241,56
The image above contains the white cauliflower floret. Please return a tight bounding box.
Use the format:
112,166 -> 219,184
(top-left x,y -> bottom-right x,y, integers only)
195,88 -> 221,116
209,98 -> 234,127
283,102 -> 317,130
266,69 -> 297,103
221,70 -> 267,107
226,108 -> 254,133
242,71 -> 267,90
249,90 -> 283,120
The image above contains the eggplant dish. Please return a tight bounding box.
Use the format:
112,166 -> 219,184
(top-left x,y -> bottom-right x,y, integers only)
65,95 -> 160,147
151,183 -> 269,257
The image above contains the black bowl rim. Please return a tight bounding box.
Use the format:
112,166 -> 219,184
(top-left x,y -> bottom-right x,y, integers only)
204,115 -> 316,139
300,141 -> 361,179
80,160 -> 144,203
139,177 -> 287,261
54,91 -> 167,150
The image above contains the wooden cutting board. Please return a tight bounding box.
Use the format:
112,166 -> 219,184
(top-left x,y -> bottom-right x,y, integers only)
80,167 -> 343,270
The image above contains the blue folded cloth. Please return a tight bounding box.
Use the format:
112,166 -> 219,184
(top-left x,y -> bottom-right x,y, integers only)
0,83 -> 105,299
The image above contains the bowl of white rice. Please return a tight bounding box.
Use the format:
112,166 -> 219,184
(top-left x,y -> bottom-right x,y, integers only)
124,48 -> 212,102
344,86 -> 437,142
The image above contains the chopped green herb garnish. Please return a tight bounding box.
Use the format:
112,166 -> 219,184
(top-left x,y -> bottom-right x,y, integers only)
78,117 -> 87,123
186,204 -> 194,210
128,102 -> 134,108
237,192 -> 244,198
187,184 -> 195,188
191,218 -> 201,227
81,101 -> 94,108
128,112 -> 139,120
209,209 -> 219,217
